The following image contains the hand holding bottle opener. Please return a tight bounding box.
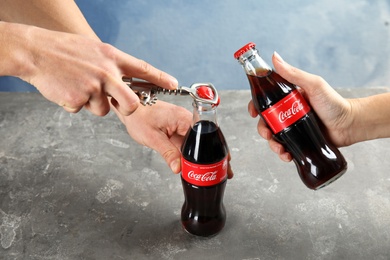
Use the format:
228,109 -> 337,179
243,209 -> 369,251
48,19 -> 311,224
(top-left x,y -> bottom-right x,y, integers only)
122,77 -> 219,106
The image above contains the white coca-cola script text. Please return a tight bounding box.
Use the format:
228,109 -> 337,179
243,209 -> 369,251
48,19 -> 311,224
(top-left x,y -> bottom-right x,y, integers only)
187,171 -> 217,182
278,100 -> 304,123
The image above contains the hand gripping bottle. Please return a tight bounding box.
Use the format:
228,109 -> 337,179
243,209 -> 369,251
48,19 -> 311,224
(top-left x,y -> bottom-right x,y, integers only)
234,42 -> 347,190
180,91 -> 229,236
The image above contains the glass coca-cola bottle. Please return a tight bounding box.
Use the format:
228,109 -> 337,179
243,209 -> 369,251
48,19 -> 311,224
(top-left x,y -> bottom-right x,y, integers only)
234,42 -> 347,190
180,97 -> 229,237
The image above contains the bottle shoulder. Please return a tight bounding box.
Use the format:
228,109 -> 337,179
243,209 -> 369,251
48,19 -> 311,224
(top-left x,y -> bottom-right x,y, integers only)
182,120 -> 228,164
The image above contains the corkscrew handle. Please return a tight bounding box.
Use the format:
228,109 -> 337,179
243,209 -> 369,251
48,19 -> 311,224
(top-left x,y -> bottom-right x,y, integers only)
122,77 -> 189,106
122,77 -> 155,106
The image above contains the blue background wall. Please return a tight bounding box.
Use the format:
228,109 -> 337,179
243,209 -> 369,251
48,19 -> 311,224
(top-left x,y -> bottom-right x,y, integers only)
1,0 -> 389,92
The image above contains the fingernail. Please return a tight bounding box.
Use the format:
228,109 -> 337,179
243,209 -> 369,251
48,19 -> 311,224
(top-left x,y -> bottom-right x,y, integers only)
170,158 -> 181,174
273,51 -> 284,63
168,76 -> 178,89
281,153 -> 291,162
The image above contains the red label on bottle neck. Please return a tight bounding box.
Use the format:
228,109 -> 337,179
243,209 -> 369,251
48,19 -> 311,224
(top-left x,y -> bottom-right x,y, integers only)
181,156 -> 228,186
261,90 -> 311,134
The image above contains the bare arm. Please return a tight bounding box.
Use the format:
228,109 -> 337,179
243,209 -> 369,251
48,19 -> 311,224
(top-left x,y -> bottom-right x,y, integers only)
0,0 -> 98,38
0,0 -> 202,175
348,93 -> 390,143
0,1 -> 177,116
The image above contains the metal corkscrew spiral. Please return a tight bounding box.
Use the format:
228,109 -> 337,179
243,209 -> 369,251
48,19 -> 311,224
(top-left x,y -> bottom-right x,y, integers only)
153,87 -> 186,95
122,77 -> 218,106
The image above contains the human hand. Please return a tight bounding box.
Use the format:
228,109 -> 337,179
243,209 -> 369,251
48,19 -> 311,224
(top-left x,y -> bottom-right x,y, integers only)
248,52 -> 353,162
112,100 -> 234,178
12,24 -> 177,116
113,100 -> 192,173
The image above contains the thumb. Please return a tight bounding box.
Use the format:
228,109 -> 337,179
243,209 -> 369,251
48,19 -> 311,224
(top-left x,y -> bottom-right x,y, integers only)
272,52 -> 324,95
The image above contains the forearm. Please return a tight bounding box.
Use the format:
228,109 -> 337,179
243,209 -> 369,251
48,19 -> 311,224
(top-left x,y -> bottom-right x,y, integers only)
0,22 -> 33,77
0,0 -> 97,39
348,92 -> 390,143
0,0 -> 99,78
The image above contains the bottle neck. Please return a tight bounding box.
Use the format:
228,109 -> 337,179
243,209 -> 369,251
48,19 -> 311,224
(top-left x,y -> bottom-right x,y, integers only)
236,48 -> 272,77
192,101 -> 218,127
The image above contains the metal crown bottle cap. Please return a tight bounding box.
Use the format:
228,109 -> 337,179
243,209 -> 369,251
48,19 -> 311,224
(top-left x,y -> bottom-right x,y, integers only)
233,42 -> 256,59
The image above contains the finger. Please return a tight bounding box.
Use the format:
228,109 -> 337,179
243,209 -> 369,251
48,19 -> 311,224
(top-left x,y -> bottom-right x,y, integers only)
280,153 -> 293,162
109,97 -> 125,124
257,118 -> 273,140
268,138 -> 293,162
120,54 -> 178,90
62,105 -> 82,113
167,151 -> 182,174
247,100 -> 258,118
84,93 -> 111,116
227,152 -> 234,179
106,79 -> 140,116
170,134 -> 187,150
272,52 -> 323,91
154,136 -> 183,174
227,162 -> 234,179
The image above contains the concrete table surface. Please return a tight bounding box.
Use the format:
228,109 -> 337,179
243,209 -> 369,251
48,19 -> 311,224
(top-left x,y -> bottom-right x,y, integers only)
1,88 -> 390,259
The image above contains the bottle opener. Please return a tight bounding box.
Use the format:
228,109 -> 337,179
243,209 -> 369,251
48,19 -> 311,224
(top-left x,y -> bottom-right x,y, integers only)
122,77 -> 219,106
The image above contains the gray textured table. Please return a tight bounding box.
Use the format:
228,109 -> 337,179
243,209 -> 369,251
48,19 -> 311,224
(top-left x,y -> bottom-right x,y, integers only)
1,88 -> 390,260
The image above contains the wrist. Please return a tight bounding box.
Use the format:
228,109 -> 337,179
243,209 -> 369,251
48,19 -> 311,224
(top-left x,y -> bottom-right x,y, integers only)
348,93 -> 390,143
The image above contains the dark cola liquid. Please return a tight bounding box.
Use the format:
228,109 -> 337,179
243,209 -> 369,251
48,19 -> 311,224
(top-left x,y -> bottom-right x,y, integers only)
248,71 -> 347,190
181,120 -> 228,237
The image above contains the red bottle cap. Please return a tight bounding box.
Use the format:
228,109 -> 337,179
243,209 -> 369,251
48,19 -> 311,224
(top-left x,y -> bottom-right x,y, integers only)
216,97 -> 220,106
196,85 -> 221,106
233,42 -> 256,59
196,85 -> 215,100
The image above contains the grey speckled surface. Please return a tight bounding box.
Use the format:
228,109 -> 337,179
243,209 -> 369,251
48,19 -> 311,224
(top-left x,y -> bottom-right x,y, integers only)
1,89 -> 390,259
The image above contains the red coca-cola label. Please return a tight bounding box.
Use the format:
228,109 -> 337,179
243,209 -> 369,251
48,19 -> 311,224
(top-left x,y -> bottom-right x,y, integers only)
261,90 -> 311,134
181,156 -> 228,186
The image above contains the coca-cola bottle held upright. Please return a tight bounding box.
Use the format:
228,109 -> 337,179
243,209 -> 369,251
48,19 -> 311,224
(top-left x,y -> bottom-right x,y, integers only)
234,42 -> 347,190
181,93 -> 229,237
